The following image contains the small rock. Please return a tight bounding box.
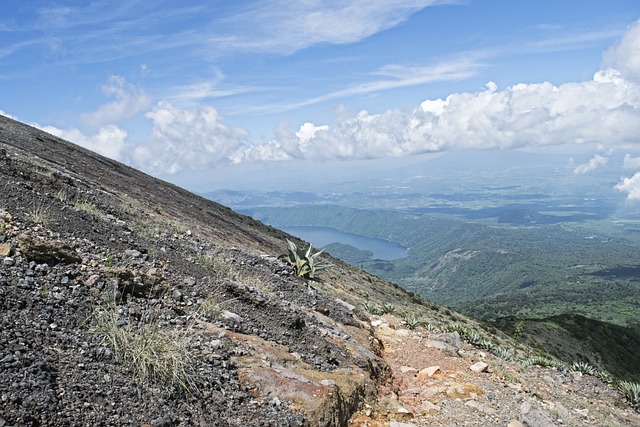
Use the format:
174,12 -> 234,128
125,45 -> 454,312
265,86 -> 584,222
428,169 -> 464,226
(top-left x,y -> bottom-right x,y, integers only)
507,420 -> 523,427
124,249 -> 142,258
421,400 -> 440,413
465,400 -> 496,414
470,362 -> 489,373
417,365 -> 440,379
0,243 -> 11,257
398,387 -> 422,396
371,319 -> 384,327
2,257 -> 14,266
183,276 -> 196,286
85,274 -> 101,287
320,379 -> 336,387
222,310 -> 242,322
173,289 -> 183,301
400,366 -> 418,374
574,408 -> 588,417
389,422 -> 417,427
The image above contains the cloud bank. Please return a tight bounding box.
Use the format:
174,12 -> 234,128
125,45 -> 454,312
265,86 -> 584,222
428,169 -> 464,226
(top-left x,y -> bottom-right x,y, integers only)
22,20 -> 640,200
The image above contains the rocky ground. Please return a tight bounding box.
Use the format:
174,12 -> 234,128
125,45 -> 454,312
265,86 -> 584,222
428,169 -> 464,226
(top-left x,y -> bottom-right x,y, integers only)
1,115 -> 638,426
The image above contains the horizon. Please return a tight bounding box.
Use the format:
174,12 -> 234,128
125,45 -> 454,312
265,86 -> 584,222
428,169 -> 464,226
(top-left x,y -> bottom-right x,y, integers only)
2,1 -> 640,201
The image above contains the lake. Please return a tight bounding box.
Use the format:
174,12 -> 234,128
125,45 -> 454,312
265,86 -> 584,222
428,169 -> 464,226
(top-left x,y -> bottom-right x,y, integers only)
280,225 -> 407,261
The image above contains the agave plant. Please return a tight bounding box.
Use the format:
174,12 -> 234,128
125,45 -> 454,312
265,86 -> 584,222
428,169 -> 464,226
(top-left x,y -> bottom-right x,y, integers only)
404,315 -> 422,330
523,356 -> 555,368
571,361 -> 597,376
619,381 -> 640,407
492,346 -> 513,361
280,239 -> 331,281
381,303 -> 396,315
363,302 -> 382,315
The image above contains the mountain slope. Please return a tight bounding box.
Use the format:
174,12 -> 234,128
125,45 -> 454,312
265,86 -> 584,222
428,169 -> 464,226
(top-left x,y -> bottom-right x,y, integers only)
1,115 -> 638,426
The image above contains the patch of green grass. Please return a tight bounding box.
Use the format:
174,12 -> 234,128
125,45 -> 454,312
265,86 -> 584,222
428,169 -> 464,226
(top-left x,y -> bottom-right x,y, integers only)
27,202 -> 51,225
91,299 -> 195,392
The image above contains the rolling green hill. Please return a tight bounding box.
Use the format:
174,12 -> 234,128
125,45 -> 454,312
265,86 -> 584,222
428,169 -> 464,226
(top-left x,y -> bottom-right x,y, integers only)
245,204 -> 640,328
492,314 -> 640,382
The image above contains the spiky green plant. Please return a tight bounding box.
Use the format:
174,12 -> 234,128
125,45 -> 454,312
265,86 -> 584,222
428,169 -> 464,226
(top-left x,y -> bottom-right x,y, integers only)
492,346 -> 513,361
280,239 -> 331,281
523,356 -> 555,368
595,370 -> 613,384
465,330 -> 482,344
571,361 -> 597,376
446,322 -> 468,335
363,302 -> 383,315
381,303 -> 396,315
619,381 -> 640,407
404,315 -> 422,330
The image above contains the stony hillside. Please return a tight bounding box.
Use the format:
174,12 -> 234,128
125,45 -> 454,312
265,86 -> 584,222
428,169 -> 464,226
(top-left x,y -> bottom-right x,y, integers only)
0,114 -> 638,426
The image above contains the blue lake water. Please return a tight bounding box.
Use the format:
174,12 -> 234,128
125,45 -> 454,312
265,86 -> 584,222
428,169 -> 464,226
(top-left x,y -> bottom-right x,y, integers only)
280,226 -> 407,261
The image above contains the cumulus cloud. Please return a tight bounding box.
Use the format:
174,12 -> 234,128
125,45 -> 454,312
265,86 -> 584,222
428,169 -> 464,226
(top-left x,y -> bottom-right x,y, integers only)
573,154 -> 609,174
238,64 -> 640,162
140,101 -> 249,173
615,172 -> 640,201
603,19 -> 640,82
82,75 -> 150,128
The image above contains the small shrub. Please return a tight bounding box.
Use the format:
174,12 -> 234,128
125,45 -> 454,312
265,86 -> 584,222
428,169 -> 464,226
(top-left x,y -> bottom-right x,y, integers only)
404,315 -> 421,330
91,299 -> 195,391
446,322 -> 468,335
523,356 -> 555,368
492,346 -> 513,361
381,303 -> 396,315
280,239 -> 331,281
571,361 -> 597,376
595,370 -> 613,384
27,202 -> 50,225
619,381 -> 640,407
424,323 -> 440,332
363,302 -> 382,315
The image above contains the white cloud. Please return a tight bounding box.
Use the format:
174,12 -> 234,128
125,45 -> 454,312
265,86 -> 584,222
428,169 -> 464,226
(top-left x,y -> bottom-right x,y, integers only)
0,110 -> 17,119
238,64 -> 640,162
82,75 -> 150,128
615,172 -> 640,201
603,19 -> 640,82
217,0 -> 457,54
140,101 -> 249,173
623,153 -> 640,169
246,56 -> 485,114
573,154 -> 609,174
38,124 -> 129,161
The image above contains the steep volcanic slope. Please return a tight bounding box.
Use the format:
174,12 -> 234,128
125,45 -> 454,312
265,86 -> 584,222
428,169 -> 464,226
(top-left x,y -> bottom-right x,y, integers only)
1,115 -> 639,427
0,115 -> 436,425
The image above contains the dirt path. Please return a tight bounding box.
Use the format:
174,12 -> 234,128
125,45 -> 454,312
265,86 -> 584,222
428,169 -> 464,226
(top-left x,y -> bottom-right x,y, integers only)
349,315 -> 640,427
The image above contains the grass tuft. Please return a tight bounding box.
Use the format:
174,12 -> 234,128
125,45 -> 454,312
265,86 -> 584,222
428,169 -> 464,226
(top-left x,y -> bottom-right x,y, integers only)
91,299 -> 195,392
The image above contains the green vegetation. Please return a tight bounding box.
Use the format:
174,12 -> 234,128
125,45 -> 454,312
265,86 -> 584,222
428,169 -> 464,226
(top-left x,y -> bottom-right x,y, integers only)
280,239 -> 331,281
403,315 -> 421,330
493,314 -> 640,382
27,202 -> 50,225
249,204 -> 640,329
91,298 -> 195,392
571,361 -> 597,376
619,381 -> 640,407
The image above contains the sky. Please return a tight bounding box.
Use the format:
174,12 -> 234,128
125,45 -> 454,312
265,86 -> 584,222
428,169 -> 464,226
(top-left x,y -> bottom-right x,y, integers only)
2,0 -> 640,200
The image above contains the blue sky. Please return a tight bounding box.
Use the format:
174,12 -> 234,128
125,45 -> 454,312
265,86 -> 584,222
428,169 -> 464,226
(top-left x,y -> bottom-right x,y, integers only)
2,1 -> 640,199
